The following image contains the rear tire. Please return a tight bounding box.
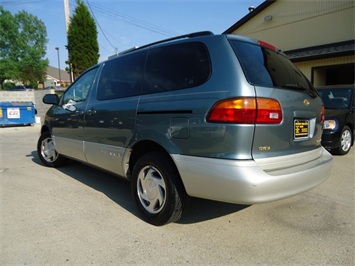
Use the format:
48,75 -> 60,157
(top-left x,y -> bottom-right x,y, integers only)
37,131 -> 66,167
131,152 -> 187,226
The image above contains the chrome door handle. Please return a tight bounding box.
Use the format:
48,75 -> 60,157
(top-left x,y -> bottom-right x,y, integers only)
86,108 -> 97,116
75,110 -> 84,115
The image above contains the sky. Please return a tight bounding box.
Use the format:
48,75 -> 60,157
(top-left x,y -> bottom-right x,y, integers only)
1,0 -> 264,70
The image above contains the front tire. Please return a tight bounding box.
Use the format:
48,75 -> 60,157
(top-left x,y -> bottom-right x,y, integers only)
37,131 -> 66,167
333,126 -> 352,155
131,152 -> 187,226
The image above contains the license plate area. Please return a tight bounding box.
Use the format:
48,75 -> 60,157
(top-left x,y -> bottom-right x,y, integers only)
294,119 -> 309,139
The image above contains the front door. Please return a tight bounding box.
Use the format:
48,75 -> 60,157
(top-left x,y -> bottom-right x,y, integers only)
52,66 -> 99,161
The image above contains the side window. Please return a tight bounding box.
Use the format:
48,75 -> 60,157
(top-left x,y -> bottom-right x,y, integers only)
143,42 -> 211,94
62,67 -> 98,106
97,51 -> 146,100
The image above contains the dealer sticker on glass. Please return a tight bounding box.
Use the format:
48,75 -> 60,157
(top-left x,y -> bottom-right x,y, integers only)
294,119 -> 309,139
7,108 -> 20,119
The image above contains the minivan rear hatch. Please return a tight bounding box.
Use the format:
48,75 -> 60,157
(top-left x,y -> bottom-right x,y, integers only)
229,38 -> 324,161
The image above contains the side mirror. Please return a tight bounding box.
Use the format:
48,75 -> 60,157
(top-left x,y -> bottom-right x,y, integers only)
43,94 -> 59,105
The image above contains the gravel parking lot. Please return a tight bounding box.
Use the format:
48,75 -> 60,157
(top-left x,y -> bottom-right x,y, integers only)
1,125 -> 354,265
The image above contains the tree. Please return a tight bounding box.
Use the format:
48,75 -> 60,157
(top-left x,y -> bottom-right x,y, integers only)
67,0 -> 99,78
0,7 -> 19,88
0,6 -> 48,89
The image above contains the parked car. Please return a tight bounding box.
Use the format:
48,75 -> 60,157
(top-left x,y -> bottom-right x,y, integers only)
9,85 -> 26,91
37,32 -> 333,226
55,86 -> 66,92
44,86 -> 56,90
25,85 -> 34,91
317,84 -> 354,155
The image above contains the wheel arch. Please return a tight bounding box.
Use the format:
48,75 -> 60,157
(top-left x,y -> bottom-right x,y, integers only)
344,123 -> 354,146
128,140 -> 187,194
129,140 -> 171,176
40,124 -> 50,135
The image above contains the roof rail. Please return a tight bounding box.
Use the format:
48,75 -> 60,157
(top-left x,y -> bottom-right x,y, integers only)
119,31 -> 214,55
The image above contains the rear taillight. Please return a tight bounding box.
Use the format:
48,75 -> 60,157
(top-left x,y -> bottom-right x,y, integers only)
256,98 -> 282,123
320,105 -> 325,124
207,97 -> 282,124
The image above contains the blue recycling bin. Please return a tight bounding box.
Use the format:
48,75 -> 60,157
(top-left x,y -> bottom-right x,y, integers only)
0,102 -> 36,126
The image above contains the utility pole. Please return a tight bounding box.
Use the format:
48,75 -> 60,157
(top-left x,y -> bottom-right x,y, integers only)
63,0 -> 74,83
55,47 -> 61,85
64,0 -> 70,32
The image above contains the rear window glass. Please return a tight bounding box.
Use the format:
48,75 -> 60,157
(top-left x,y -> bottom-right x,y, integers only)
143,42 -> 211,94
230,40 -> 312,90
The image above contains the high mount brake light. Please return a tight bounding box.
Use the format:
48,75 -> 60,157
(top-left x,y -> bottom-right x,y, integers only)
207,98 -> 282,124
258,40 -> 277,51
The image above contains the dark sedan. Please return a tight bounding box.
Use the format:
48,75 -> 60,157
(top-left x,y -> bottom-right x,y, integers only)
318,84 -> 354,155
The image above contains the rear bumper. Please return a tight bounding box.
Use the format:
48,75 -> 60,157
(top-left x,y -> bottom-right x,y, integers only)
172,147 -> 333,204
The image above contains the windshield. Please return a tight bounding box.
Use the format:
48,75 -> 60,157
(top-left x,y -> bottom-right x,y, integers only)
318,88 -> 353,109
230,40 -> 318,97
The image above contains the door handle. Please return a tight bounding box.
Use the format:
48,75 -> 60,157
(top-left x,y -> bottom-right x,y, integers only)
86,108 -> 97,116
75,109 -> 84,115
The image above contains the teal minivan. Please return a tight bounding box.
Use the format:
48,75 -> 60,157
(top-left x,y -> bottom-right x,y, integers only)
38,32 -> 333,225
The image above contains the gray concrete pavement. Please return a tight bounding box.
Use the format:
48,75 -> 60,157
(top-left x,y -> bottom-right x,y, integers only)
1,125 -> 354,265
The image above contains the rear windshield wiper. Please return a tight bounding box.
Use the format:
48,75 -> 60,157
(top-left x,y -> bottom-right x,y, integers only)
281,83 -> 318,98
281,83 -> 307,90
